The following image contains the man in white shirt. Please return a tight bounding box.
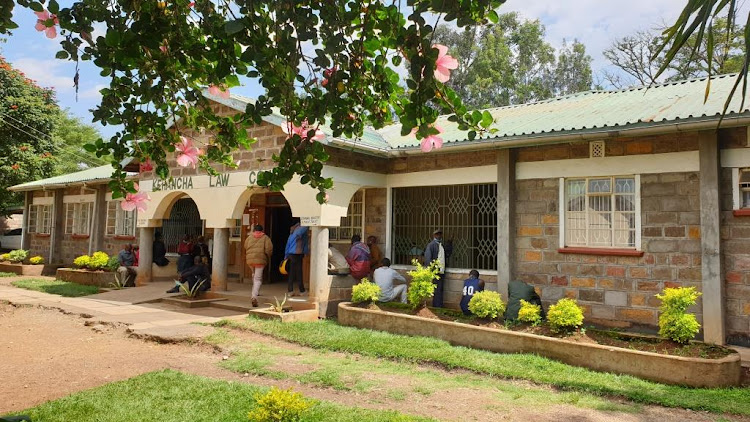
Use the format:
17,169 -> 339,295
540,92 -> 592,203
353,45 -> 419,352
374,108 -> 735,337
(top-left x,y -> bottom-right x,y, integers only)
373,258 -> 408,303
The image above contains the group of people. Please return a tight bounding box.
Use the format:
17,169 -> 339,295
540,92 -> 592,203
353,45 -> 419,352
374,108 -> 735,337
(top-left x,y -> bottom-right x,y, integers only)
166,233 -> 212,293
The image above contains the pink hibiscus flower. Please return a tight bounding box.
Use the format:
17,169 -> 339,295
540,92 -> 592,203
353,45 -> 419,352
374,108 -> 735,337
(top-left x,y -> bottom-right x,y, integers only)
121,184 -> 150,213
175,136 -> 204,168
34,10 -> 59,39
414,125 -> 444,153
433,44 -> 458,83
284,120 -> 325,142
208,84 -> 230,99
139,159 -> 154,172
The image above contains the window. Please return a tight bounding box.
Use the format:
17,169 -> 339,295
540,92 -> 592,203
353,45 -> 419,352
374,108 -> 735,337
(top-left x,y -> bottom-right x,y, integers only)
231,219 -> 242,238
739,168 -> 750,208
65,202 -> 93,235
330,190 -> 364,242
28,204 -> 52,235
562,176 -> 638,249
391,184 -> 497,270
106,201 -> 137,237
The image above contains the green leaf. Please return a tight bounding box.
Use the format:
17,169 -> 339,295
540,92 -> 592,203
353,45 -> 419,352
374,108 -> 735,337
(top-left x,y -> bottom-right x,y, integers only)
225,19 -> 245,35
488,10 -> 499,24
55,50 -> 69,60
104,30 -> 121,47
480,111 -> 493,129
82,143 -> 97,152
29,2 -> 43,12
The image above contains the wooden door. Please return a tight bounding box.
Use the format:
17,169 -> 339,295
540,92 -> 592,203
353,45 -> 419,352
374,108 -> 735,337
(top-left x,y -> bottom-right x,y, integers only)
241,206 -> 265,281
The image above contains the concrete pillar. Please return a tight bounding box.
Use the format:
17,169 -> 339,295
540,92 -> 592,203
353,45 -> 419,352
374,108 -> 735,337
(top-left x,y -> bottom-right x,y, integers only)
310,226 -> 330,317
21,191 -> 31,250
211,228 -> 229,291
699,131 -> 725,345
89,185 -> 108,255
497,149 -> 516,299
136,227 -> 154,286
50,189 -> 65,264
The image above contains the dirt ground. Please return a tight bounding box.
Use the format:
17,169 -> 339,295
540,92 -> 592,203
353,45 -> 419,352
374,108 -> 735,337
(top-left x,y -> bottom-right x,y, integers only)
0,302 -> 745,422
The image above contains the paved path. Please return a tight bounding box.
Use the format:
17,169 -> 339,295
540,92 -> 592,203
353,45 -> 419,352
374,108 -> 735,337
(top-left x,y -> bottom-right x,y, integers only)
0,276 -> 247,340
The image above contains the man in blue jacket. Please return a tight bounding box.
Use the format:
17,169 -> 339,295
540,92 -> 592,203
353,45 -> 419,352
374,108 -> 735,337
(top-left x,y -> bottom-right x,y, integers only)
423,229 -> 451,308
284,221 -> 309,296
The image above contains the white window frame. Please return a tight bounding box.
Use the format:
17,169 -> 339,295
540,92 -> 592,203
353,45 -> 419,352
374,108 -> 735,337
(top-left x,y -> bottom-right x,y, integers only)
330,189 -> 365,242
106,200 -> 137,237
559,175 -> 641,250
732,168 -> 750,210
231,219 -> 242,238
64,202 -> 93,235
28,204 -> 53,235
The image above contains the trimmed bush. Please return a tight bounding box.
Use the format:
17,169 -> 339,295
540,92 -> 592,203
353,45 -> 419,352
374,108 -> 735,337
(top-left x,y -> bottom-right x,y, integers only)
547,298 -> 584,333
88,251 -> 110,270
247,387 -> 311,422
656,287 -> 702,344
517,299 -> 542,325
0,253 -> 10,261
73,255 -> 91,269
468,290 -> 506,319
28,255 -> 44,265
406,259 -> 439,309
351,278 -> 381,303
107,256 -> 120,272
7,249 -> 28,263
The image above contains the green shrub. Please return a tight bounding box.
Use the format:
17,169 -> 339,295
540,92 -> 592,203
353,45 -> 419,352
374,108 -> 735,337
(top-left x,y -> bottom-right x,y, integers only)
106,256 -> 120,272
1,253 -> 10,261
247,387 -> 312,422
8,249 -> 28,263
656,287 -> 702,344
351,278 -> 381,303
28,256 -> 44,265
88,251 -> 110,270
517,299 -> 542,325
73,255 -> 91,269
467,290 -> 506,319
547,298 -> 584,333
406,259 -> 439,309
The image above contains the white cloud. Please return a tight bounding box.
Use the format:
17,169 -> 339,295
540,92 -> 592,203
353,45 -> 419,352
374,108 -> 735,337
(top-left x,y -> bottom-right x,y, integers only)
11,57 -> 76,93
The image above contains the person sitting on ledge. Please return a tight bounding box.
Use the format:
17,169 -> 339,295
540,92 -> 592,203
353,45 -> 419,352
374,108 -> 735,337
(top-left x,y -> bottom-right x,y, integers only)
460,270 -> 485,316
152,232 -> 169,267
504,279 -> 545,321
167,256 -> 210,293
328,245 -> 350,275
373,258 -> 407,304
117,243 -> 137,287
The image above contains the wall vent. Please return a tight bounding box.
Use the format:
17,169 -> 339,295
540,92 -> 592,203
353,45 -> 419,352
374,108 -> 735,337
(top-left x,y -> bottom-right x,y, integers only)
590,141 -> 605,158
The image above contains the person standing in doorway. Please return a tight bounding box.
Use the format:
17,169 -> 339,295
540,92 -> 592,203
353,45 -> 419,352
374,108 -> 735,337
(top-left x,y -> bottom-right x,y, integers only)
284,221 -> 309,296
244,224 -> 273,307
346,234 -> 371,281
424,229 -> 450,308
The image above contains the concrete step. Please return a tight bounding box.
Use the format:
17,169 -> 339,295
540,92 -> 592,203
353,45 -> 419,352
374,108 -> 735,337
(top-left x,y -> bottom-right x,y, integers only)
211,300 -> 254,312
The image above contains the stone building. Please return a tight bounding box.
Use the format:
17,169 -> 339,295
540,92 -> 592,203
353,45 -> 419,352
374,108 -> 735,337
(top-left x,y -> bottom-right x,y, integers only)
11,74 -> 750,346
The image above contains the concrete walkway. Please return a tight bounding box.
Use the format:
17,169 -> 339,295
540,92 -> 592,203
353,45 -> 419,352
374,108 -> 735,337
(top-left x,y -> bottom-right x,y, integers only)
0,277 -> 249,341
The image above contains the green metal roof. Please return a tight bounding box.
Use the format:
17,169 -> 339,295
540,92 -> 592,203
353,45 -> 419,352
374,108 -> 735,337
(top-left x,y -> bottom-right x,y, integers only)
9,164 -> 136,192
379,73 -> 750,150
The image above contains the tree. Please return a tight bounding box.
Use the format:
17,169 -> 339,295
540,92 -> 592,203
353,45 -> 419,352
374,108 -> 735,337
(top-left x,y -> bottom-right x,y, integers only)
0,0 -> 505,204
0,56 -> 59,214
605,17 -> 745,89
53,111 -> 107,175
433,13 -> 592,108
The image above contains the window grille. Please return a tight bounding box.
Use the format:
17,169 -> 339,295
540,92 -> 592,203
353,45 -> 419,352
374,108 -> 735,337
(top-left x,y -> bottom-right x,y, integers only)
589,141 -> 605,158
106,201 -> 136,237
65,202 -> 93,235
330,190 -> 364,242
161,198 -> 203,253
392,184 -> 497,270
565,177 -> 636,248
740,169 -> 750,208
29,204 -> 52,234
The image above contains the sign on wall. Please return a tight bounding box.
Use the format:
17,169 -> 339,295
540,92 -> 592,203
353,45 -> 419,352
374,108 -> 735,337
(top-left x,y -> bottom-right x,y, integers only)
140,170 -> 263,192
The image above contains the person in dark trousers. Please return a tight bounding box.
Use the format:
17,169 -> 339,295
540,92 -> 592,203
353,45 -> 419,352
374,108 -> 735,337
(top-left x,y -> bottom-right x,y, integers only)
152,232 -> 169,267
424,229 -> 450,308
167,256 -> 210,293
194,235 -> 212,274
504,280 -> 546,321
459,270 -> 485,315
284,221 -> 309,296
117,243 -> 137,287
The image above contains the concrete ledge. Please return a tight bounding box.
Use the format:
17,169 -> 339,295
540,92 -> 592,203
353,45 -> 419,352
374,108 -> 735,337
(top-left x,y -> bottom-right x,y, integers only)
249,300 -> 319,322
161,296 -> 227,308
338,302 -> 742,388
0,262 -> 45,276
56,268 -> 115,287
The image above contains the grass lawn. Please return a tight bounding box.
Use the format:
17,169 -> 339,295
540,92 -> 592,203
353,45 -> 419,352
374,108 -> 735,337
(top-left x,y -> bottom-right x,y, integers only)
11,279 -> 99,297
0,272 -> 17,277
217,317 -> 750,416
13,370 -> 433,422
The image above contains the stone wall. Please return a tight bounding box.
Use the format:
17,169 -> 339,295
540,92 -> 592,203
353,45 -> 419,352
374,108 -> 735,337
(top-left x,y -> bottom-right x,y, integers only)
365,188 -> 387,257
389,150 -> 497,173
513,172 -> 702,331
721,167 -> 750,345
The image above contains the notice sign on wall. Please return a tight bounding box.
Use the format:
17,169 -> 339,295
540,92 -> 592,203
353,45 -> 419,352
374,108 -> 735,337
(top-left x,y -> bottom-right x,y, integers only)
300,216 -> 320,226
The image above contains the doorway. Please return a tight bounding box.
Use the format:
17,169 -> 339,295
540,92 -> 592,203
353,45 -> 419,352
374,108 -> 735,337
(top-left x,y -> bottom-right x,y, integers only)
266,205 -> 294,283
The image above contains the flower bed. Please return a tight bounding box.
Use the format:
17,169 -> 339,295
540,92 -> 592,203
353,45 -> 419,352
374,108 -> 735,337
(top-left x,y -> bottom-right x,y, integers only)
337,302 -> 742,387
56,268 -> 115,287
0,262 -> 45,276
249,300 -> 319,323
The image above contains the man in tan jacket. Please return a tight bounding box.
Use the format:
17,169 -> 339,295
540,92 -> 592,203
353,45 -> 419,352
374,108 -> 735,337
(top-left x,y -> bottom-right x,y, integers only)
244,224 -> 273,307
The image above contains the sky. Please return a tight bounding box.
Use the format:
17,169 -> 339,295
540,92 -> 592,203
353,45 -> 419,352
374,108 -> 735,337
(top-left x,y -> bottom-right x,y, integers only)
1,0 -> 743,139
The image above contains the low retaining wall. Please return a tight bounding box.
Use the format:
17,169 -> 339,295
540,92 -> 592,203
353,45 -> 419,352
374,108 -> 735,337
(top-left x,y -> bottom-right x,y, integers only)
0,262 -> 45,276
249,300 -> 319,322
338,303 -> 741,388
56,268 -> 115,287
